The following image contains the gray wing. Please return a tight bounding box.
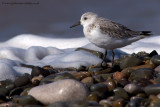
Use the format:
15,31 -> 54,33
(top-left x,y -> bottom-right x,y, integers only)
97,18 -> 140,39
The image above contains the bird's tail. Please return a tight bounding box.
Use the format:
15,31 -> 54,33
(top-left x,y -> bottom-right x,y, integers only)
140,31 -> 152,37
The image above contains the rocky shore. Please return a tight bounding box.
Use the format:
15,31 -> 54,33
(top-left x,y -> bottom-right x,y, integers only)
0,50 -> 160,107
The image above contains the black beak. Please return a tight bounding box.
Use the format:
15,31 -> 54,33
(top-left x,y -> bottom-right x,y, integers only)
70,21 -> 81,28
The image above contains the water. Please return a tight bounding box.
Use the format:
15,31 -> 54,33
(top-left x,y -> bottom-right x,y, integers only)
0,0 -> 160,41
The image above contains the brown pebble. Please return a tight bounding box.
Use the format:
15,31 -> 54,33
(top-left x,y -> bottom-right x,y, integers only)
31,75 -> 44,83
81,77 -> 94,84
113,98 -> 125,107
113,72 -> 125,80
122,64 -> 155,74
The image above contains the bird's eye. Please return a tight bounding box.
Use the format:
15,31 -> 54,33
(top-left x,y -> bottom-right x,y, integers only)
84,17 -> 87,20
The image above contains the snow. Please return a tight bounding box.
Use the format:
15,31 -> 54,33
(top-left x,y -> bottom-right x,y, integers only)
0,34 -> 159,81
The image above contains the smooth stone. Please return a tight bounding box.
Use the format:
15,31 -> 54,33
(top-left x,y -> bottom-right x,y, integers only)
112,98 -> 125,107
99,99 -> 112,107
68,100 -> 88,107
31,66 -> 50,77
29,79 -> 88,105
129,68 -> 153,81
149,50 -> 158,57
144,83 -> 160,95
133,78 -> 152,87
40,72 -> 75,85
155,65 -> 160,73
20,88 -> 31,96
113,87 -> 129,100
0,80 -> 15,95
87,93 -> 99,102
88,68 -> 103,75
137,51 -> 149,58
113,72 -> 125,80
81,77 -> 94,84
93,74 -> 113,83
48,102 -> 68,107
14,75 -> 30,87
116,79 -> 129,87
90,83 -> 108,99
124,83 -> 141,94
121,64 -> 155,75
104,79 -> 117,91
12,95 -> 39,106
73,72 -> 91,80
136,93 -> 146,98
128,97 -> 144,107
120,56 -> 143,69
151,55 -> 160,66
9,87 -> 23,96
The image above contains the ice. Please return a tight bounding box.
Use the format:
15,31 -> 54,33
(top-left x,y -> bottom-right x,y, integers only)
0,34 -> 159,81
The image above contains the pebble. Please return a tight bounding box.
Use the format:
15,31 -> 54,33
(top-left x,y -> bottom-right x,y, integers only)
104,79 -> 117,91
120,56 -> 143,69
28,79 -> 88,105
14,75 -> 30,87
90,83 -> 108,99
113,72 -> 125,80
144,83 -> 160,95
151,55 -> 160,66
124,83 -> 141,94
12,95 -> 39,106
129,68 -> 153,81
113,87 -> 129,100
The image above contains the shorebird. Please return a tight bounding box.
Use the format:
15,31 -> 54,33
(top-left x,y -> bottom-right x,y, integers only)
70,12 -> 151,65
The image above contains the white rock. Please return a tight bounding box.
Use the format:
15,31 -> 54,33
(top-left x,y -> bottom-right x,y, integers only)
28,79 -> 88,105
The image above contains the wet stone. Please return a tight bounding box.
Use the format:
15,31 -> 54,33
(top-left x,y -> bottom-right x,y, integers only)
117,79 -> 129,87
120,56 -> 143,69
113,87 -> 129,100
48,102 -> 68,107
88,68 -> 103,75
144,83 -> 160,95
31,66 -> 50,77
90,83 -> 108,99
124,83 -> 142,94
129,68 -> 153,81
9,87 -> 23,96
99,99 -> 112,107
93,74 -> 113,83
87,93 -> 99,102
12,95 -> 39,106
113,72 -> 125,80
104,79 -> 117,91
14,75 -> 30,87
128,97 -> 144,107
151,55 -> 160,66
112,98 -> 126,107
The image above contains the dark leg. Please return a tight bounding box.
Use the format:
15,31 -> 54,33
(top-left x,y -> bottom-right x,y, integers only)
112,50 -> 115,66
102,50 -> 107,64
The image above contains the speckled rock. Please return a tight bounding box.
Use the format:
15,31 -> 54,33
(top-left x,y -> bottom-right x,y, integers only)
29,79 -> 88,105
113,72 -> 125,80
120,56 -> 143,69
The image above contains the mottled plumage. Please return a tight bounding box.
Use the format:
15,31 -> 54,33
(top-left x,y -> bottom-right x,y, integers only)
70,12 -> 152,66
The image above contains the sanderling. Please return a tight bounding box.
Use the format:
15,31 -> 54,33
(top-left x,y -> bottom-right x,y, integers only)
70,12 -> 151,65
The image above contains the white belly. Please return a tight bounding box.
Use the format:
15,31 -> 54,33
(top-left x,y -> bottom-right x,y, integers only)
83,27 -> 142,50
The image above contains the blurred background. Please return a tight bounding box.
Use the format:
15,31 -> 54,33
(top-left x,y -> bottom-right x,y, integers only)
0,0 -> 159,41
